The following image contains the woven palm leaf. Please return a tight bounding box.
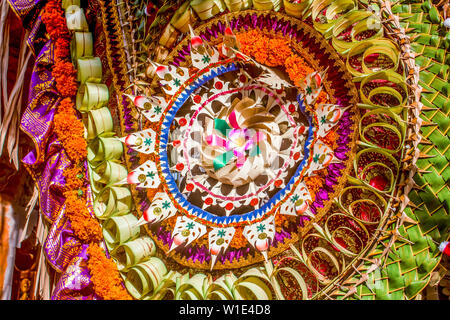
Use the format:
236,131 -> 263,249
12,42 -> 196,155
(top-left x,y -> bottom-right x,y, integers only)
329,0 -> 449,300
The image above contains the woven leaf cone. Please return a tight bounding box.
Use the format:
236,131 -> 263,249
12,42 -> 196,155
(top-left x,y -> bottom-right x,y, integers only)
94,0 -> 450,300
328,0 -> 450,300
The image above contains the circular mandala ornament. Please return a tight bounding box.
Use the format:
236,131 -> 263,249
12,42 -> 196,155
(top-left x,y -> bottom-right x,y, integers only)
120,12 -> 359,272
91,1 -> 431,300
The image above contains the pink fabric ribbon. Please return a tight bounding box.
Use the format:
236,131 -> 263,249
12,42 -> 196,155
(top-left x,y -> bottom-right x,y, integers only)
207,110 -> 267,169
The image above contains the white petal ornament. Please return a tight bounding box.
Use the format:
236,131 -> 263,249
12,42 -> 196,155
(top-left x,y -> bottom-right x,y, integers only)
221,23 -> 241,57
119,128 -> 157,154
256,69 -> 293,90
209,77 -> 231,98
122,160 -> 160,189
243,216 -> 275,261
208,227 -> 235,270
136,192 -> 177,226
231,49 -> 292,89
315,104 -> 344,138
151,61 -> 190,96
189,25 -> 219,70
299,70 -> 327,105
169,216 -> 207,252
279,182 -> 312,216
170,159 -> 189,177
124,94 -> 166,123
305,141 -> 337,176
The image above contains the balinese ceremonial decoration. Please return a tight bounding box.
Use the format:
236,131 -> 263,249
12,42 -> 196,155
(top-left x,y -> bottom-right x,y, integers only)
120,19 -> 354,273
3,0 -> 449,300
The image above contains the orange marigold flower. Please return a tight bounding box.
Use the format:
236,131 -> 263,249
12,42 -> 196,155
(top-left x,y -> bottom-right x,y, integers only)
54,98 -> 87,162
52,61 -> 78,97
234,31 -> 322,94
42,0 -> 70,41
316,90 -> 330,105
64,191 -> 102,243
55,38 -> 71,63
229,227 -> 247,249
304,175 -> 325,202
63,165 -> 84,191
235,31 -> 292,67
87,244 -> 133,300
284,54 -> 314,86
266,38 -> 292,67
275,212 -> 295,233
236,30 -> 260,56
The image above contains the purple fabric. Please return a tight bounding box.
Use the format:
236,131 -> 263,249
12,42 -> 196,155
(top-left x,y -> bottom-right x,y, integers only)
8,0 -> 47,55
52,244 -> 100,300
10,0 -> 96,300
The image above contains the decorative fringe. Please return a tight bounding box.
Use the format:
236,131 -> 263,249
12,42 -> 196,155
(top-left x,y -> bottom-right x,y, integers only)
0,0 -> 32,170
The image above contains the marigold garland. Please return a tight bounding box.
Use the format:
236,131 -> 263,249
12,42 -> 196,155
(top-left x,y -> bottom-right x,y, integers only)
87,244 -> 133,300
63,165 -> 84,191
64,190 -> 103,243
236,30 -> 318,87
40,0 -> 132,300
54,38 -> 71,62
41,0 -> 70,41
52,61 -> 78,97
284,54 -> 315,86
54,98 -> 87,163
236,30 -> 292,67
42,0 -> 77,98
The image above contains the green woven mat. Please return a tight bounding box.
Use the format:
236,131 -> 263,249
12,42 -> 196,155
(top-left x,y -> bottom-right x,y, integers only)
331,0 -> 449,300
